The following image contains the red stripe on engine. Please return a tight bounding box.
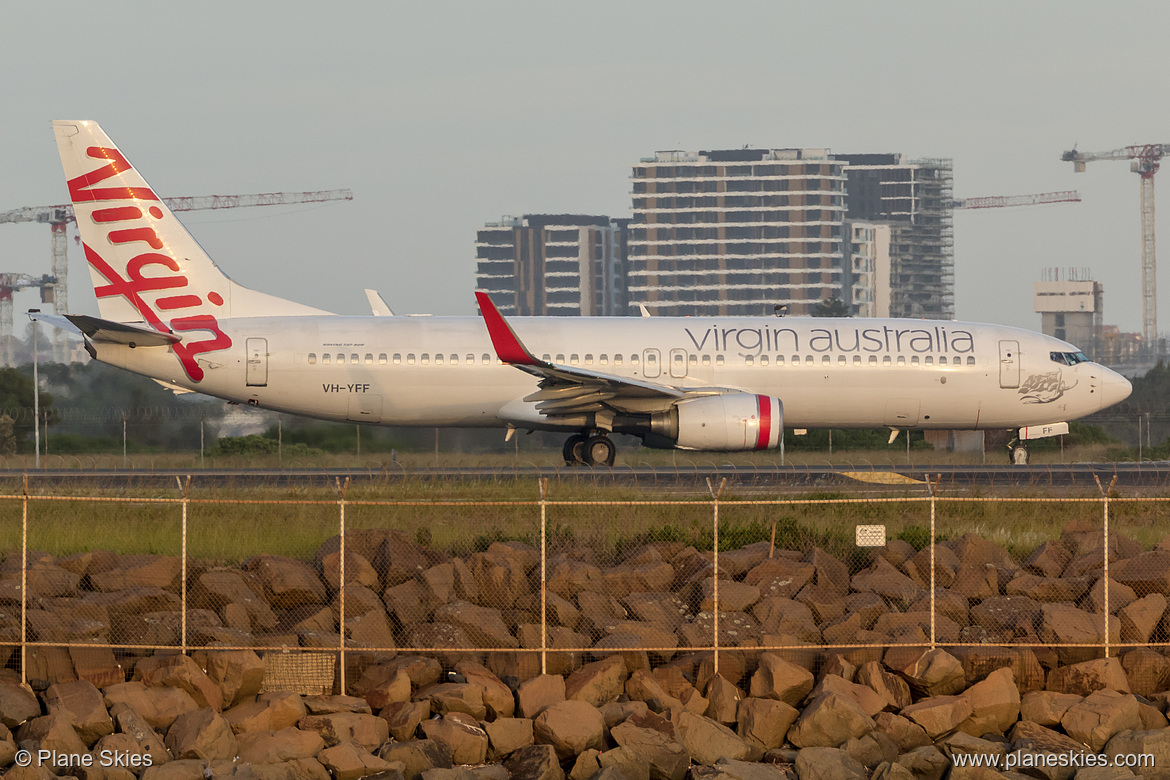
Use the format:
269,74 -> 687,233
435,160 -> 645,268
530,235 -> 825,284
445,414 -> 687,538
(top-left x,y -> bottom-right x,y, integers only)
756,395 -> 771,450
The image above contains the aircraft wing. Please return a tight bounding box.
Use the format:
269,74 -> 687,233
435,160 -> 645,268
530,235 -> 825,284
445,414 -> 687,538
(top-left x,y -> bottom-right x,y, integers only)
476,292 -> 718,419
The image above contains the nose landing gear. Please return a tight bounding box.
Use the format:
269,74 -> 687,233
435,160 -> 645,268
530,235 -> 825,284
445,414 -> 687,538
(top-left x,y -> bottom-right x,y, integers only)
563,431 -> 616,467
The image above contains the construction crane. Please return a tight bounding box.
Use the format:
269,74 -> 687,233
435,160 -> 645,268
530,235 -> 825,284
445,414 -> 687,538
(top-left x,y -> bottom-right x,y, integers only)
0,189 -> 353,364
1061,144 -> 1170,344
952,190 -> 1082,210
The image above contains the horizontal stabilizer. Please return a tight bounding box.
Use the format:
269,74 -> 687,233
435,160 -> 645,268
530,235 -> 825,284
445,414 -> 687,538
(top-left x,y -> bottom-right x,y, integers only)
30,311 -> 180,346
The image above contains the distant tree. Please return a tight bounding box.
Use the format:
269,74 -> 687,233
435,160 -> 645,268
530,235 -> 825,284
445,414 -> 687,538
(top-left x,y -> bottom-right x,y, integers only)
811,297 -> 850,317
0,368 -> 54,451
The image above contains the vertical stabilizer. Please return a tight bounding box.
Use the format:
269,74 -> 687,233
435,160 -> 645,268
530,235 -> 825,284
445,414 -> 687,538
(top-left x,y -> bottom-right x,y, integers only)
52,120 -> 331,327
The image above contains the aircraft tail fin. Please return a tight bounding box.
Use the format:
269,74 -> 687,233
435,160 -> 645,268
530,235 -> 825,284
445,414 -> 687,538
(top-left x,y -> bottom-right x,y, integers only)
52,120 -> 330,328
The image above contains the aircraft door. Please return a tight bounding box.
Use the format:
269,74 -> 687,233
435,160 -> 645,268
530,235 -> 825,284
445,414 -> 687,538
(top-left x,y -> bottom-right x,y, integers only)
669,348 -> 688,378
246,338 -> 268,387
999,340 -> 1020,389
643,348 -> 661,378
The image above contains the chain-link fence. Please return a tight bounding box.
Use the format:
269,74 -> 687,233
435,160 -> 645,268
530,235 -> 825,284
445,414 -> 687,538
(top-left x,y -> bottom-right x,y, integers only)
1,475 -> 1166,697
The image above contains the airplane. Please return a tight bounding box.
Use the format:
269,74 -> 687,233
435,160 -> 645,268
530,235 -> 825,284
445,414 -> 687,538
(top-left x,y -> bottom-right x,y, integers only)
33,120 -> 1132,467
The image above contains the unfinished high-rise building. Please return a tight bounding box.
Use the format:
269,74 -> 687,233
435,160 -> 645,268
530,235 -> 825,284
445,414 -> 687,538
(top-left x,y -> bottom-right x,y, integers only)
838,154 -> 955,320
626,149 -> 848,317
475,214 -> 629,316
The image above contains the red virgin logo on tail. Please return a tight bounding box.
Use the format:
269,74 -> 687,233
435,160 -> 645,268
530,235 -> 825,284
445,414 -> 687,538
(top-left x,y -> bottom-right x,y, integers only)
69,147 -> 232,383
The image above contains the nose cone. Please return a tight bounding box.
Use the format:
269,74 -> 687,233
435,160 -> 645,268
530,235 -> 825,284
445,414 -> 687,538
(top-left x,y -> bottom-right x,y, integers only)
1100,368 -> 1132,410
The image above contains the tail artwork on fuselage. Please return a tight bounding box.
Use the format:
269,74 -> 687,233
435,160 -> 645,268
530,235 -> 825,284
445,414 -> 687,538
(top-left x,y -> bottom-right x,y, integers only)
52,120 -> 327,382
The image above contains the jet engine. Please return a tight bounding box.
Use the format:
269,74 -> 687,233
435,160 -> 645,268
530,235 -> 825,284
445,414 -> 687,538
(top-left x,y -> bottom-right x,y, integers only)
646,394 -> 783,451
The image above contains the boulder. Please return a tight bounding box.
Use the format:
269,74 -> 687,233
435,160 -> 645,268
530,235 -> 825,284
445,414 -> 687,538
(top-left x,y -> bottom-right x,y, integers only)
609,712 -> 689,780
198,649 -> 265,708
894,648 -> 965,697
422,712 -> 490,764
705,674 -> 744,726
675,710 -> 757,764
455,661 -> 515,718
298,711 -> 389,752
1060,689 -> 1142,752
103,681 -> 200,731
223,690 -> 307,734
484,716 -> 534,759
787,692 -> 875,748
735,697 -> 797,751
1118,593 -> 1167,643
43,678 -> 113,746
236,726 -> 326,763
137,653 -> 223,711
533,700 -> 605,760
748,652 -> 814,706
109,702 -> 171,767
794,746 -> 868,780
565,655 -> 628,707
1038,602 -> 1119,664
163,707 -> 237,761
1103,729 -> 1170,775
380,699 -> 430,742
956,667 -> 1020,736
1046,657 -> 1131,696
1020,690 -> 1083,727
856,661 -> 911,711
516,674 -> 566,718
900,694 -> 974,740
15,712 -> 89,771
0,676 -> 42,728
319,741 -> 399,780
504,744 -> 565,780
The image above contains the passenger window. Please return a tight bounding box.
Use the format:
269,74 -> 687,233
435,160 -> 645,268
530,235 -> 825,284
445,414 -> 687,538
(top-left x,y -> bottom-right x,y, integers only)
421,354 -> 430,365
883,355 -> 891,365
337,354 -> 346,364
925,356 -> 933,366
407,353 -> 416,365
465,354 -> 474,364
869,355 -> 878,365
689,354 -> 697,366
805,355 -> 813,364
911,356 -> 919,366
393,353 -> 401,365
615,355 -> 623,366
556,354 -> 566,363
365,353 -> 373,365
482,354 -> 491,364
450,354 -> 457,364
745,356 -> 754,367
939,356 -> 948,366
379,353 -> 388,364
584,354 -> 593,365
791,355 -> 799,365
716,355 -> 725,366
435,354 -> 444,365
322,354 -> 331,365
853,355 -> 861,366
701,355 -> 710,366
351,353 -> 359,364
570,354 -> 580,365
600,354 -> 609,365
542,354 -> 552,362
631,355 -> 640,365
776,356 -> 784,366
822,355 -> 831,366
760,355 -> 769,366
897,356 -> 906,366
967,356 -> 975,366
837,355 -> 846,366
308,353 -> 317,365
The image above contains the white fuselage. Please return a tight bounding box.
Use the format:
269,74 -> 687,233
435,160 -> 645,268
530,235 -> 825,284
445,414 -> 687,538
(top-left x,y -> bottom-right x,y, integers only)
90,314 -> 1129,433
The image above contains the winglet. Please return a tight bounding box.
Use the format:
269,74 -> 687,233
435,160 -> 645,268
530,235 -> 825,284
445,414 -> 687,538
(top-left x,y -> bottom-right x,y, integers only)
475,292 -> 541,366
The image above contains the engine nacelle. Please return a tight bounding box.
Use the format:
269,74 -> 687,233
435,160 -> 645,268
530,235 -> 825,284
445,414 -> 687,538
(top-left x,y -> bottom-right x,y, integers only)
648,394 -> 783,451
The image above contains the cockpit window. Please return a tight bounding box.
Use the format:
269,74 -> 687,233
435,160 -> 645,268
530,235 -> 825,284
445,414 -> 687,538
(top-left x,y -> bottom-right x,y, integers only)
1050,351 -> 1089,366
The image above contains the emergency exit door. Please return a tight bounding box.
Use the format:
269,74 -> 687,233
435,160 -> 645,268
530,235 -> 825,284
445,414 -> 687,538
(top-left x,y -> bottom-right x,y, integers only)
246,338 -> 268,387
999,340 -> 1019,389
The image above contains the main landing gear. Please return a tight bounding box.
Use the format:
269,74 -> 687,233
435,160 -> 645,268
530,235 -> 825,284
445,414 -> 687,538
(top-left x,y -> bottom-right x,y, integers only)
563,431 -> 616,467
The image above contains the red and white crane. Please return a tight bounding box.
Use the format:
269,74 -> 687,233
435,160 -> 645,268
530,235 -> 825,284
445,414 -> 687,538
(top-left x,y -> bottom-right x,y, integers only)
0,190 -> 352,364
1062,144 -> 1170,344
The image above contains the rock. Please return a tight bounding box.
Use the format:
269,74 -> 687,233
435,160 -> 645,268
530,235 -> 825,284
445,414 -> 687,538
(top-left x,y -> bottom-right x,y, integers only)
900,694 -> 974,740
1060,689 -> 1142,752
163,707 -> 237,761
416,683 -> 487,720
1046,657 -> 1131,695
298,711 -> 389,752
676,710 -> 757,764
787,692 -> 875,748
303,694 -> 372,715
749,653 -> 814,706
0,677 -> 40,728
894,745 -> 949,780
894,648 -> 965,697
223,690 -> 307,734
1120,647 -> 1170,697
455,661 -> 515,718
949,646 -> 1046,692
1112,550 -> 1170,595
625,591 -> 691,630
379,739 -> 452,780
319,741 -> 398,780
137,654 -> 223,711
1119,593 -> 1167,643
736,697 -> 797,751
533,700 -> 605,760
1019,691 -> 1083,727
844,731 -> 899,770
1038,603 -> 1119,664
597,746 -> 651,780
810,675 -> 886,718
564,655 -> 628,707
1103,729 -> 1170,776
706,674 -> 744,725
103,681 -> 199,731
1009,719 -> 1091,766
43,678 -> 113,746
484,717 -> 534,759
109,702 -> 171,767
253,758 -> 333,779
15,712 -> 89,771
380,700 -> 430,742
793,746 -> 868,780
852,558 -> 923,609
236,726 -> 326,763
873,712 -> 931,752
856,661 -> 911,711
199,649 -> 265,708
516,675 -> 566,718
503,744 -> 566,780
422,712 -> 490,764
609,712 -> 689,780
969,596 -> 1041,639
191,568 -> 277,631
956,667 -> 1020,736
384,578 -> 440,627
362,668 -> 412,712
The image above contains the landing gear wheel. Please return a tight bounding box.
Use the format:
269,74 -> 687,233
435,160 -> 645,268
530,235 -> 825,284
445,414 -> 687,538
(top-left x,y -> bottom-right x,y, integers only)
1011,443 -> 1029,466
563,434 -> 587,466
583,435 -> 616,467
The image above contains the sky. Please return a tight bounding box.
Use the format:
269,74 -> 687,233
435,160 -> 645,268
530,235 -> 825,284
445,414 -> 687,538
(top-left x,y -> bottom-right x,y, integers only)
3,1 -> 1169,338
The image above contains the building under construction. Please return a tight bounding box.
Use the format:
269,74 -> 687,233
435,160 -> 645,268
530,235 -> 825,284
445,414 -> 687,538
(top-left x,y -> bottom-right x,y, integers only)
839,154 -> 955,320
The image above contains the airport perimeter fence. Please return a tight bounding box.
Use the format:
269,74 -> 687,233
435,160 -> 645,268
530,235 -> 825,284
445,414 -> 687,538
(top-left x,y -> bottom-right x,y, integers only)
0,475 -> 1168,699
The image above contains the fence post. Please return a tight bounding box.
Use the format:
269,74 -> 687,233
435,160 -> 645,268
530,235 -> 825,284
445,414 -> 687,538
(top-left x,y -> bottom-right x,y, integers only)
929,475 -> 938,650
181,476 -> 191,655
706,478 -> 726,677
1094,474 -> 1118,658
20,475 -> 27,687
337,477 -> 350,693
539,478 -> 548,676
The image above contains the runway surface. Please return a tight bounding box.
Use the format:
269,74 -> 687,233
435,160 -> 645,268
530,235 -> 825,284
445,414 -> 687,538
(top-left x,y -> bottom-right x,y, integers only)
0,462 -> 1167,491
